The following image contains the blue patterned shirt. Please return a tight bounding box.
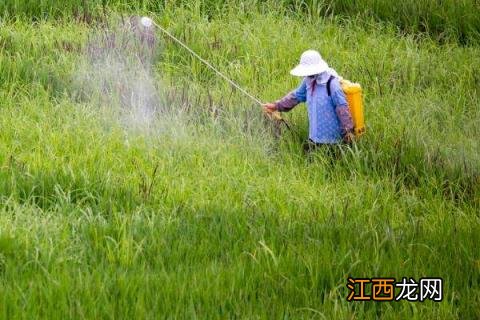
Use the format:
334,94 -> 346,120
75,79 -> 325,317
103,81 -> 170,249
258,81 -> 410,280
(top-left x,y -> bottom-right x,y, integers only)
293,74 -> 348,143
275,71 -> 351,144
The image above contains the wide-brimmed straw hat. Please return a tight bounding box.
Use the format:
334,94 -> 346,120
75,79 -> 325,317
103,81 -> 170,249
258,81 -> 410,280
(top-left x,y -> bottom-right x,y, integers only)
290,50 -> 329,77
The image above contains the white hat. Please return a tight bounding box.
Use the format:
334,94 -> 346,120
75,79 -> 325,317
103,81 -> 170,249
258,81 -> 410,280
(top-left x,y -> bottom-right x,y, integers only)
290,50 -> 329,77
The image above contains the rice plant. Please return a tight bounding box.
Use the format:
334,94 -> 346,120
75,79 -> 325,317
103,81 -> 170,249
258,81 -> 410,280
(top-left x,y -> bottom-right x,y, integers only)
0,1 -> 479,319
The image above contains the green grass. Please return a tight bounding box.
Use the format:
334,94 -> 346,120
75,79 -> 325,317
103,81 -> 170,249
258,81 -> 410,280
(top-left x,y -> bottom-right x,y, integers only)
2,0 -> 480,44
291,0 -> 480,44
0,2 -> 479,319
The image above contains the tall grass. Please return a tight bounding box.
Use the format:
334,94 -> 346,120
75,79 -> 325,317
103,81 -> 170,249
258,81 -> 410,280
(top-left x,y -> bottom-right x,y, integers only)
291,0 -> 480,44
0,1 -> 479,319
2,0 -> 480,44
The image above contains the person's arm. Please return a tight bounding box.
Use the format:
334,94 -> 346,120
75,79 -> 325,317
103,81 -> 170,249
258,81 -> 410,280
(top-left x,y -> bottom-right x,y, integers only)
330,78 -> 354,138
263,79 -> 307,113
275,91 -> 299,112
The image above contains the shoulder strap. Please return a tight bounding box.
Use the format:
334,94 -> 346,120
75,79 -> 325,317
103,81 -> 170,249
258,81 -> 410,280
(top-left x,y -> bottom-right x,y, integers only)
326,75 -> 334,97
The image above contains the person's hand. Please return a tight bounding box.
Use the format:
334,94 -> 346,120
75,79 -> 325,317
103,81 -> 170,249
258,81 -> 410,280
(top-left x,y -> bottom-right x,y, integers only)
343,131 -> 355,144
262,103 -> 277,114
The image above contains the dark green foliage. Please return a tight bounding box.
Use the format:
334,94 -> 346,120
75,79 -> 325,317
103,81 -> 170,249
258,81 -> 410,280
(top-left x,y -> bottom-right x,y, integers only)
2,0 -> 480,44
0,1 -> 479,319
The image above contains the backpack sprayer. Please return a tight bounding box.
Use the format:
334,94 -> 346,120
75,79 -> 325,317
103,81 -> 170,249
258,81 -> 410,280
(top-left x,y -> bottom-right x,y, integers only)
139,16 -> 291,130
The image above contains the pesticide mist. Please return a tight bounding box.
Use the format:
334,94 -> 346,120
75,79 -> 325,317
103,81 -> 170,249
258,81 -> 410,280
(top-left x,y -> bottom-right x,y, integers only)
74,16 -> 188,139
71,16 -> 289,156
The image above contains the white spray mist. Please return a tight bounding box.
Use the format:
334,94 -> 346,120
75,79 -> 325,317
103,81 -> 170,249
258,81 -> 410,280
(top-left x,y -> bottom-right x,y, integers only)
74,16 -> 187,140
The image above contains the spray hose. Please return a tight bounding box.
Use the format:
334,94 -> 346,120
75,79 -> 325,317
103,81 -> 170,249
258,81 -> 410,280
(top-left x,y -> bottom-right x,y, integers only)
148,18 -> 292,131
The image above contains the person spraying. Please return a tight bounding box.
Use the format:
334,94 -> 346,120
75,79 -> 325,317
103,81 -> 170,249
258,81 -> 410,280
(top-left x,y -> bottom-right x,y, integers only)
137,18 -> 360,146
263,50 -> 355,150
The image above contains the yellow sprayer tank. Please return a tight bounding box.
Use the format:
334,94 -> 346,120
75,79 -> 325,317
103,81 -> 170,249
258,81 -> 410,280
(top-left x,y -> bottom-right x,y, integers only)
340,79 -> 366,137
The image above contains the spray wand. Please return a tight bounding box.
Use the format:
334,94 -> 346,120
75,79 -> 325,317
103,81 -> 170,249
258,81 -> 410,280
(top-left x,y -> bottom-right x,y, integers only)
140,16 -> 292,130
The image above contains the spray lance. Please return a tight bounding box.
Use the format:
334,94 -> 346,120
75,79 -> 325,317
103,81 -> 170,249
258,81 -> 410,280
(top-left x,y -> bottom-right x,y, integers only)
139,16 -> 292,131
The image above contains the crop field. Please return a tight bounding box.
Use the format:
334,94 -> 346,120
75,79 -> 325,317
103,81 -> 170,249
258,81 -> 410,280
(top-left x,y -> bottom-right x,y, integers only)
0,1 -> 479,319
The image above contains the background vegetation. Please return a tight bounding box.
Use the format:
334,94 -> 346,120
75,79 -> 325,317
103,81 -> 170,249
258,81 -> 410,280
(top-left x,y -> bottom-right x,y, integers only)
2,0 -> 480,44
0,0 -> 479,318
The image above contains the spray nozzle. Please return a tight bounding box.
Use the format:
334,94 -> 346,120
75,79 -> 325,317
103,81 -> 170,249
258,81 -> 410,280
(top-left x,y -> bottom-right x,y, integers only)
140,17 -> 153,28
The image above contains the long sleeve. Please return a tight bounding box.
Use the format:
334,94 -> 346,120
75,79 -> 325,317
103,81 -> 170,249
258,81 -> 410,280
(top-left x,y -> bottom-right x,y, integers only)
335,106 -> 354,134
275,79 -> 307,112
275,92 -> 299,112
330,78 -> 354,134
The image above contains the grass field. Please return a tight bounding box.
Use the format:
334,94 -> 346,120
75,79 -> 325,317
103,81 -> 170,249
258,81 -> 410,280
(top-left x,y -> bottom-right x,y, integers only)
0,1 -> 479,319
2,0 -> 480,43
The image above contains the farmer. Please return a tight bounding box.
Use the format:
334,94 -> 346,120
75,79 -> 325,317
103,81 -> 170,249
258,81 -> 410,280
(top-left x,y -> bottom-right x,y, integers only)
263,50 -> 354,151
